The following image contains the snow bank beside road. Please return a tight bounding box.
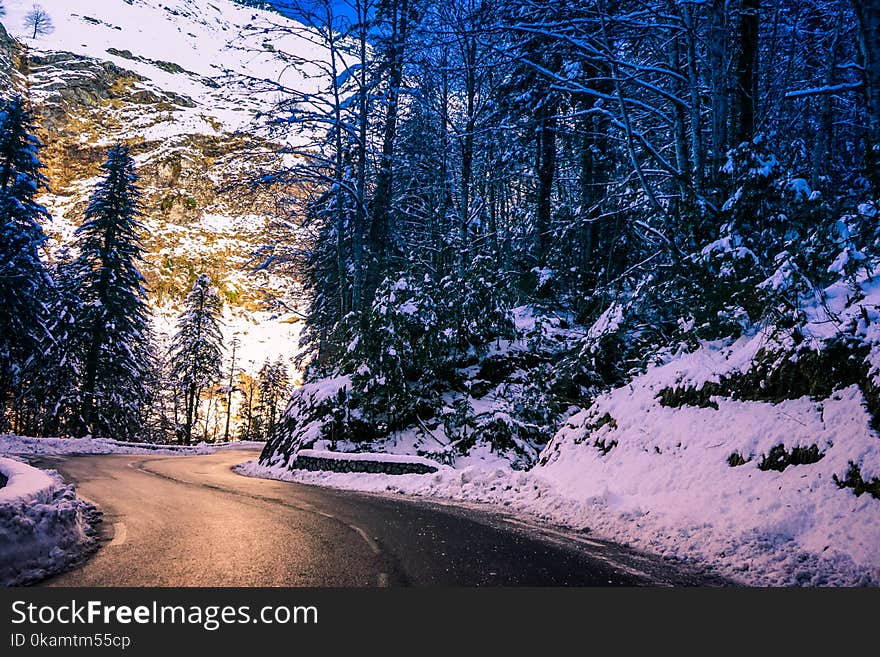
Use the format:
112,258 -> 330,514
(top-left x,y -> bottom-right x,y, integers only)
238,436 -> 880,587
0,457 -> 57,506
536,383 -> 880,587
0,434 -> 264,457
239,377 -> 880,586
0,457 -> 99,586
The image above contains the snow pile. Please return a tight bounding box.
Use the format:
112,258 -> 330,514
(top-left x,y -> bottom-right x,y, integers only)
0,457 -> 57,506
0,457 -> 99,586
0,434 -> 265,457
535,385 -> 879,586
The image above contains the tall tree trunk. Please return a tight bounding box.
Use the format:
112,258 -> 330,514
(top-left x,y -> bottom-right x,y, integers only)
709,0 -> 730,185
223,339 -> 237,443
352,0 -> 370,314
812,16 -> 842,190
668,15 -> 691,219
326,3 -> 349,319
535,99 -> 557,268
852,0 -> 880,190
365,0 -> 410,307
734,0 -> 760,145
459,31 -> 477,276
439,46 -> 451,279
184,384 -> 196,446
681,2 -> 704,197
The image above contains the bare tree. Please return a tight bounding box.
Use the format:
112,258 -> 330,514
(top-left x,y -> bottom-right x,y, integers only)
24,5 -> 53,39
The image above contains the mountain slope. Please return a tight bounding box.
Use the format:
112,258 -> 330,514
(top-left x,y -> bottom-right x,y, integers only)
0,0 -> 318,371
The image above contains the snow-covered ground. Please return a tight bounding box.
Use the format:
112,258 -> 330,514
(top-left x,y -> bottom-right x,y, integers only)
0,434 -> 265,457
0,456 -> 58,505
243,276 -> 880,587
0,456 -> 99,585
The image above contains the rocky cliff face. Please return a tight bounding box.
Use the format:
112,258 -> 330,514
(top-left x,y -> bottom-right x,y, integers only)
0,0 -> 311,369
0,22 -> 22,92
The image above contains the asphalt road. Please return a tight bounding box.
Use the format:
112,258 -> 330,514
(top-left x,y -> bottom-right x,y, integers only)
35,450 -> 725,587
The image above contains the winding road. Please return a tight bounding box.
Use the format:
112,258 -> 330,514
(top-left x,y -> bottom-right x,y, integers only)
35,450 -> 724,586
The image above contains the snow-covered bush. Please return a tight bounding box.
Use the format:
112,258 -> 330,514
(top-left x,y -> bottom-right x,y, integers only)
348,275 -> 444,432
260,375 -> 352,468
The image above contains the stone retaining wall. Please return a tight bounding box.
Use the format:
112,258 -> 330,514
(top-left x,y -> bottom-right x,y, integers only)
292,454 -> 438,475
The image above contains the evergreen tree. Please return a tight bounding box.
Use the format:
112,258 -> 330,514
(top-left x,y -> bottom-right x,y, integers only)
345,273 -> 443,433
24,250 -> 84,436
74,144 -> 156,439
257,357 -> 290,440
169,273 -> 224,445
0,96 -> 51,430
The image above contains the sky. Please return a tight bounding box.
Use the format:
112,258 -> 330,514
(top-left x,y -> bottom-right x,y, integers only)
263,0 -> 360,23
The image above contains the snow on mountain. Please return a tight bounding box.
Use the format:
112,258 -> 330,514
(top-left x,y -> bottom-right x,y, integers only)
1,0 -> 318,372
4,0 -> 322,138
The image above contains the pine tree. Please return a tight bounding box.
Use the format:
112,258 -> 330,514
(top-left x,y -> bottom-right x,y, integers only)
169,273 -> 224,445
257,357 -> 290,440
74,144 -> 156,439
0,96 -> 51,430
24,250 -> 84,436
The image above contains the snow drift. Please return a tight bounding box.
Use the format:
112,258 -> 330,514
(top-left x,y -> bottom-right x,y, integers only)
0,434 -> 266,457
0,457 -> 99,586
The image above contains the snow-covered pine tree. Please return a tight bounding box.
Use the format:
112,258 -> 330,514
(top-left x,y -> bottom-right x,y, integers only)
348,273 -> 444,434
169,273 -> 224,445
23,249 -> 85,436
0,96 -> 51,431
74,144 -> 156,439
